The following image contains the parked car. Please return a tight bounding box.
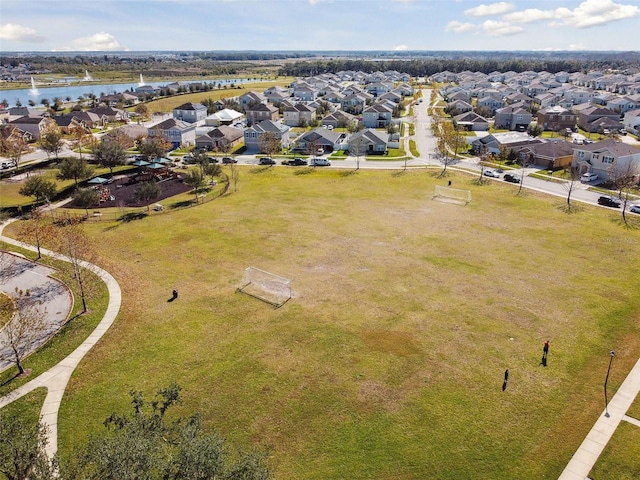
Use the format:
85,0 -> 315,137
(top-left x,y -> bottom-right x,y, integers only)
503,174 -> 520,183
581,173 -> 598,183
221,157 -> 237,164
259,157 -> 276,165
1,160 -> 17,169
483,170 -> 500,178
597,196 -> 621,208
309,157 -> 331,166
629,205 -> 640,214
316,148 -> 324,155
286,158 -> 307,166
183,155 -> 196,164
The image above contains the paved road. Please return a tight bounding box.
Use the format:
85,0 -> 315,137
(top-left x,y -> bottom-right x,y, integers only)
0,251 -> 73,373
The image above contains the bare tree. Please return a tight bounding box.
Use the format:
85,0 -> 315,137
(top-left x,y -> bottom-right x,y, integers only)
18,209 -> 55,260
350,137 -> 367,171
561,167 -> 582,213
475,146 -> 491,185
52,215 -> 95,313
0,292 -> 48,376
608,159 -> 640,227
229,162 -> 240,192
517,151 -> 536,195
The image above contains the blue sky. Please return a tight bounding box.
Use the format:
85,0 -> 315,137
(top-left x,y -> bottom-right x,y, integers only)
1,0 -> 639,52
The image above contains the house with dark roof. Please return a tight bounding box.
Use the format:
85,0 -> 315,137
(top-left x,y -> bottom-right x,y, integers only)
494,103 -> 533,131
515,140 -> 575,169
348,129 -> 389,155
537,106 -> 576,132
238,91 -> 266,110
8,116 -> 55,140
103,124 -> 148,148
52,114 -> 86,134
362,104 -> 393,128
195,126 -> 244,152
321,111 -> 357,129
293,128 -> 347,153
574,104 -> 622,132
173,102 -> 207,123
283,103 -> 317,127
245,103 -> 278,126
243,120 -> 290,152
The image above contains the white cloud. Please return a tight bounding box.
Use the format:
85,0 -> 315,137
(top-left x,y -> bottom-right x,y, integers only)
505,0 -> 639,28
445,21 -> 478,33
393,44 -> 409,51
481,20 -> 524,36
568,43 -> 588,50
465,2 -> 514,17
66,32 -> 127,51
0,23 -> 46,43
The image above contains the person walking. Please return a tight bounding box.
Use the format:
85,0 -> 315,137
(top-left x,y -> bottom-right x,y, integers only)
502,369 -> 509,391
541,340 -> 549,366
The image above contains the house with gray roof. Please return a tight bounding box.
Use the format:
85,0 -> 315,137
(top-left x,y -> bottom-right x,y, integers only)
173,102 -> 207,124
348,129 -> 389,155
148,118 -> 197,148
243,120 -> 290,152
572,139 -> 640,181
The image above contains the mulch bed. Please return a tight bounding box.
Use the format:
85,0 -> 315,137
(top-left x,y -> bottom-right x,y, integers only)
67,174 -> 193,209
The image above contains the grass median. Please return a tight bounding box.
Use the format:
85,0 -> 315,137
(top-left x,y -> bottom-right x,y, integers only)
8,166 -> 637,479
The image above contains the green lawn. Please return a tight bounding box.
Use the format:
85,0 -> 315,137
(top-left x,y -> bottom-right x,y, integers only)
589,421 -> 640,480
3,167 -> 640,479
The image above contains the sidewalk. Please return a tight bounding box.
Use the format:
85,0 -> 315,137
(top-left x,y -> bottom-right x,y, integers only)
0,218 -> 122,458
559,357 -> 640,479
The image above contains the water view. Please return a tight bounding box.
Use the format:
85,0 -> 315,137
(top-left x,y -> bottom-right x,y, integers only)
1,77 -> 263,108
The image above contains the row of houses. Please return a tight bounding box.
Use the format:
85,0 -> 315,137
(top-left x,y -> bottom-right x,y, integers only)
438,69 -> 640,134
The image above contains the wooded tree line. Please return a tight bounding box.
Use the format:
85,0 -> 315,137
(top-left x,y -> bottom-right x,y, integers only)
278,56 -> 640,78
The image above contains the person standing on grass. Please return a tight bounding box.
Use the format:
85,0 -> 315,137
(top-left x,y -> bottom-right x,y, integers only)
541,340 -> 549,366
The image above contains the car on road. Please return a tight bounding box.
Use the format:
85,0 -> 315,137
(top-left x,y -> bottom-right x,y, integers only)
285,158 -> 307,166
183,155 -> 196,164
309,157 -> 331,166
597,196 -> 621,208
483,170 -> 500,178
221,157 -> 237,164
503,173 -> 520,183
581,173 -> 598,183
1,160 -> 17,169
630,205 -> 640,214
259,157 -> 276,165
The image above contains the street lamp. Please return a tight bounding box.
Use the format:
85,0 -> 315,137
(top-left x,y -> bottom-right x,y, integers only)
604,350 -> 615,417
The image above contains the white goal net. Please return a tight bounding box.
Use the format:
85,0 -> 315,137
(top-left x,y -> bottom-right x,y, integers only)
432,185 -> 472,205
238,267 -> 292,307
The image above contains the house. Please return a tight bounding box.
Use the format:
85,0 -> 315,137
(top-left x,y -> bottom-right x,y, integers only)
574,104 -> 621,132
195,126 -> 244,152
606,96 -> 640,114
348,129 -> 389,155
264,85 -> 290,102
471,131 -> 544,155
476,95 -> 506,115
293,128 -> 347,154
204,108 -> 245,127
378,91 -> 402,104
245,103 -> 278,126
572,139 -> 640,181
292,84 -> 318,102
8,116 -> 55,140
515,140 -> 575,169
172,102 -> 207,124
52,114 -> 86,134
447,100 -> 473,114
243,120 -> 290,152
321,111 -> 357,129
147,118 -> 197,148
88,106 -> 129,123
103,124 -> 148,148
365,82 -> 394,97
134,84 -> 160,96
536,106 -> 576,132
340,93 -> 372,114
0,124 -> 33,146
362,104 -> 393,128
238,91 -> 266,110
68,111 -> 106,129
623,109 -> 640,133
494,103 -> 533,131
453,111 -> 489,131
283,103 -> 317,127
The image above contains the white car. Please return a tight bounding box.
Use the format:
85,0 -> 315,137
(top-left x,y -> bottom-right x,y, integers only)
483,170 -> 500,178
630,205 -> 640,214
581,173 -> 598,183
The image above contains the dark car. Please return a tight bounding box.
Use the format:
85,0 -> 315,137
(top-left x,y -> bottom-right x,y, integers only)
221,157 -> 237,164
259,157 -> 276,165
503,174 -> 520,183
287,158 -> 307,166
597,196 -> 621,208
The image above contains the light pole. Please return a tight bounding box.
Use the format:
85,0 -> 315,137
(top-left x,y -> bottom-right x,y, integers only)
604,350 -> 615,417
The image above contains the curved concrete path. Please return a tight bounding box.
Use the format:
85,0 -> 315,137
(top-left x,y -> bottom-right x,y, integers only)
0,218 -> 121,458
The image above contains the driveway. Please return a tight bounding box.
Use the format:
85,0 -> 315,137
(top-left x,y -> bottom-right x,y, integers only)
0,251 -> 73,373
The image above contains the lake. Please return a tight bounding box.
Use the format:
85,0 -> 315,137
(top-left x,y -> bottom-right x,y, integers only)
1,77 -> 264,108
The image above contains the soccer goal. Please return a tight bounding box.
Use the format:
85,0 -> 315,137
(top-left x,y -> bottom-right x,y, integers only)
237,267 -> 292,308
432,185 -> 472,205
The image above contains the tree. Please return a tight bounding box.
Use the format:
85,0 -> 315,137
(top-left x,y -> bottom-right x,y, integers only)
259,131 -> 281,156
475,146 -> 492,185
62,383 -> 270,480
0,128 -> 28,169
19,176 -> 57,205
0,291 -> 48,376
527,124 -> 543,138
134,181 -> 161,212
39,123 -> 63,160
608,159 -> 640,227
52,216 -> 95,313
18,209 -> 55,260
561,167 -> 581,214
184,169 -> 205,203
517,151 -> 535,195
139,136 -> 171,161
72,188 -> 100,216
69,124 -> 92,160
58,157 -> 94,189
92,140 -> 127,177
350,137 -> 367,172
229,162 -> 240,193
0,413 -> 56,480
134,103 -> 149,120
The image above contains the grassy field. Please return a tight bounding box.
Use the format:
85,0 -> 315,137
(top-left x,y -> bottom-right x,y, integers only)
4,166 -> 640,479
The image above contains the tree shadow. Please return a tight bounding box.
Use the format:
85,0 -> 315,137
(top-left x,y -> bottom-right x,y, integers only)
119,212 -> 148,223
340,170 -> 358,177
293,168 -> 314,176
169,200 -> 194,209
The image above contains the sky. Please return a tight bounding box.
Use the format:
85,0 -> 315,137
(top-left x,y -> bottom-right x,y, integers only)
0,0 -> 639,52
